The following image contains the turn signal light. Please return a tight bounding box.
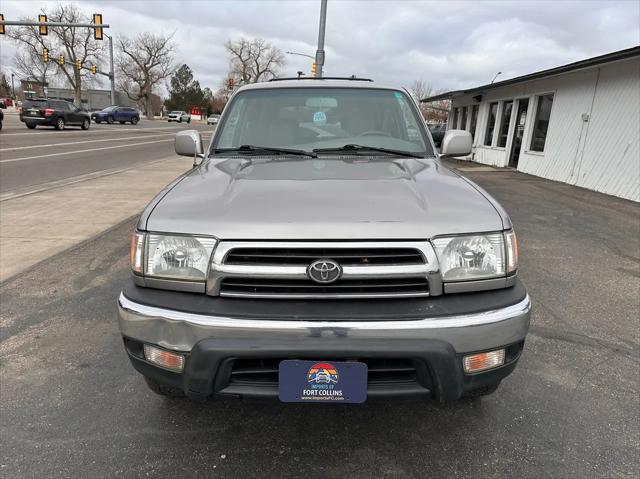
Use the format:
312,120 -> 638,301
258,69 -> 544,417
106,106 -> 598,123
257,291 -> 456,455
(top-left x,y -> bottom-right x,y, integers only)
130,231 -> 144,274
143,345 -> 185,371
463,349 -> 505,373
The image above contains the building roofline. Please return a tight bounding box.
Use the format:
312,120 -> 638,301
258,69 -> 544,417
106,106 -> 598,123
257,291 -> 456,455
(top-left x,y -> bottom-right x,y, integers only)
422,45 -> 640,103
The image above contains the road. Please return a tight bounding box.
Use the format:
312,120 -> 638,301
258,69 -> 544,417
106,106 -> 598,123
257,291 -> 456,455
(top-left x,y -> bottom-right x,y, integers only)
1,154 -> 638,478
0,111 -> 211,194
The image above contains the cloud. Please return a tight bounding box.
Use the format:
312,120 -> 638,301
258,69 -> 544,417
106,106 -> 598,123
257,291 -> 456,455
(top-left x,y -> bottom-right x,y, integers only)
0,0 -> 638,95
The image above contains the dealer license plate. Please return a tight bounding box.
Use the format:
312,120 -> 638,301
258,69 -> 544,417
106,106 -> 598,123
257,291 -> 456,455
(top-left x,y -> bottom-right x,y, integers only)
278,360 -> 367,403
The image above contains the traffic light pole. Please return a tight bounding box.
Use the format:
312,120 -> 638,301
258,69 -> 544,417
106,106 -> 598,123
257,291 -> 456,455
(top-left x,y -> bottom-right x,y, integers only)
0,20 -> 109,28
314,0 -> 327,78
107,34 -> 115,105
0,16 -> 114,103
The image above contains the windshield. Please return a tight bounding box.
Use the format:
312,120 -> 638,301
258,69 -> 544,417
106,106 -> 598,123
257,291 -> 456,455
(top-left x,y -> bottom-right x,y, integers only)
212,87 -> 433,156
102,106 -> 117,112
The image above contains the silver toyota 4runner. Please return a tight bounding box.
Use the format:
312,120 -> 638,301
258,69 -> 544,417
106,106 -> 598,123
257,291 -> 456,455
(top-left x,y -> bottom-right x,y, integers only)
118,78 -> 530,403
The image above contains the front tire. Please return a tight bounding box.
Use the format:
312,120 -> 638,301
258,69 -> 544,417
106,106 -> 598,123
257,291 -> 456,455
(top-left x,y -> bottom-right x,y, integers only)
55,118 -> 65,131
26,123 -> 37,129
94,119 -> 101,124
107,116 -> 114,124
178,118 -> 182,123
144,377 -> 185,398
131,117 -> 139,125
187,118 -> 191,123
81,118 -> 90,130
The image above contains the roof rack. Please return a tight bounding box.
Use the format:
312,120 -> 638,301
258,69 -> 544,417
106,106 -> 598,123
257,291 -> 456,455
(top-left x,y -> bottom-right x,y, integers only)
268,76 -> 373,82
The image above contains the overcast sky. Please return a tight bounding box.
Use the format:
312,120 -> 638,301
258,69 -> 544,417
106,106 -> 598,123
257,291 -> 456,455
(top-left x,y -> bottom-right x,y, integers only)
1,0 -> 638,94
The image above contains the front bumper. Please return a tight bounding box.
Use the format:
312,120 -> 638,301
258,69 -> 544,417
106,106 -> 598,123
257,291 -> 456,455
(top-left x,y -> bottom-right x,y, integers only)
118,284 -> 531,401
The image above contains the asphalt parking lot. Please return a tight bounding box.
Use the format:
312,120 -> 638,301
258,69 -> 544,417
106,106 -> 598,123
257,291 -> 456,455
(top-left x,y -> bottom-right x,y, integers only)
1,139 -> 638,476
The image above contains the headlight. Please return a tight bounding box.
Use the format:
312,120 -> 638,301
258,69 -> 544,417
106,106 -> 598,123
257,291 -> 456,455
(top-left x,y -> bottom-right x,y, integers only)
432,231 -> 517,282
130,232 -> 217,281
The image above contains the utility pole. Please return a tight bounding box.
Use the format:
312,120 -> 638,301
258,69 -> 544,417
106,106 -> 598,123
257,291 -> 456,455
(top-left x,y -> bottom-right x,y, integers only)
314,0 -> 327,78
11,73 -> 16,100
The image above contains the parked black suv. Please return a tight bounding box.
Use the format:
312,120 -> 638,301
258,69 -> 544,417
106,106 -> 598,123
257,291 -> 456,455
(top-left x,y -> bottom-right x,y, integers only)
20,98 -> 91,130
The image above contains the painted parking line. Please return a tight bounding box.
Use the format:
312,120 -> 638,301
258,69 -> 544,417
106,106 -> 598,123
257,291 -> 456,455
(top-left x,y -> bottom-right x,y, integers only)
0,139 -> 174,163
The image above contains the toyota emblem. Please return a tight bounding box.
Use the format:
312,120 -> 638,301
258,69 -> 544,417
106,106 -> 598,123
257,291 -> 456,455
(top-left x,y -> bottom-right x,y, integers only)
307,259 -> 342,284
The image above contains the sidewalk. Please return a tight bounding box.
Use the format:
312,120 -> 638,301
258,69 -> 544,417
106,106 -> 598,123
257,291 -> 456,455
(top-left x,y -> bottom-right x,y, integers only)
0,157 -> 188,281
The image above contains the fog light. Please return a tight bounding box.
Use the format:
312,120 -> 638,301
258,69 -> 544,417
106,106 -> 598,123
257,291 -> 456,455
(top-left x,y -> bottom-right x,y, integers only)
463,349 -> 505,373
143,344 -> 185,372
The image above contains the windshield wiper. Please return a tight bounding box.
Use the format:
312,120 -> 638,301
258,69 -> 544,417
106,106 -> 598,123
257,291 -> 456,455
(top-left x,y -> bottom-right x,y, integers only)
214,145 -> 317,158
313,144 -> 424,158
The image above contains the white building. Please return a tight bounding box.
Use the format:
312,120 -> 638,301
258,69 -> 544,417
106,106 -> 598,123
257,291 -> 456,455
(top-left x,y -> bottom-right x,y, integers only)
423,46 -> 640,202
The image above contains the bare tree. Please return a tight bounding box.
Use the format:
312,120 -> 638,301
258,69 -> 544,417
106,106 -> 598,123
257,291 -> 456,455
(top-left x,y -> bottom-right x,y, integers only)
225,38 -> 285,85
49,5 -> 103,103
13,46 -> 55,86
9,5 -> 104,104
117,32 -> 175,119
409,79 -> 434,103
7,16 -> 56,89
409,79 -> 451,123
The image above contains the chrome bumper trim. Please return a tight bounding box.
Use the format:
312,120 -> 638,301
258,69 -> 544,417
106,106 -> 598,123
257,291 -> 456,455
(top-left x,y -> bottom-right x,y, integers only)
118,293 -> 530,353
119,292 -> 530,331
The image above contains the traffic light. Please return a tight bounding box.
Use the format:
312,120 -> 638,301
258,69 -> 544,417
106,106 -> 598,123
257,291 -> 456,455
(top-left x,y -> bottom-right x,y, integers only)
92,13 -> 103,40
58,54 -> 64,65
42,48 -> 49,63
0,14 -> 5,35
311,63 -> 317,76
91,65 -> 97,74
38,14 -> 47,35
75,59 -> 82,70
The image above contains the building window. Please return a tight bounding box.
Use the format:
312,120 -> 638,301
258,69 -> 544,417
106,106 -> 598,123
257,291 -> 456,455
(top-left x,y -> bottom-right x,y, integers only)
484,102 -> 498,146
460,106 -> 468,130
530,94 -> 554,152
470,104 -> 479,141
497,100 -> 514,147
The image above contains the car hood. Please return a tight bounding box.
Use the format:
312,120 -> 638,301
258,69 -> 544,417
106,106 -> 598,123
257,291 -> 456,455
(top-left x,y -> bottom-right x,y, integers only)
144,157 -> 505,240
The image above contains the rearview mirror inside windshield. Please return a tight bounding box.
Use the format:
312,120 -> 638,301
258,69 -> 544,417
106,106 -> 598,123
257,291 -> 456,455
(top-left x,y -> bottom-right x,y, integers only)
305,97 -> 338,108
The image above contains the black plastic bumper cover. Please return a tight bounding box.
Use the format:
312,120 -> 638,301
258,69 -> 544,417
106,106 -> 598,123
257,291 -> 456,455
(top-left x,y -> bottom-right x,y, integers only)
125,336 -> 524,402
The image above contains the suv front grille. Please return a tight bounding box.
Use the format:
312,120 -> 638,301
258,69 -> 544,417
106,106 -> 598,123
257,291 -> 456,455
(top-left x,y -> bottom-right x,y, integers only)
224,247 -> 425,266
220,277 -> 429,298
209,241 -> 438,299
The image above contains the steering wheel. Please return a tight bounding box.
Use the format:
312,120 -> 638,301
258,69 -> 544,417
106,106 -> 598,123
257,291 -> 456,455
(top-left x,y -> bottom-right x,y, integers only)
357,130 -> 391,137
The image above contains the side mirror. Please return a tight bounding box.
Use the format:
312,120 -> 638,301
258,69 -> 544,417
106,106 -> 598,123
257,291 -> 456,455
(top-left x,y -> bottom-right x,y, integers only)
440,129 -> 472,157
175,129 -> 204,157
